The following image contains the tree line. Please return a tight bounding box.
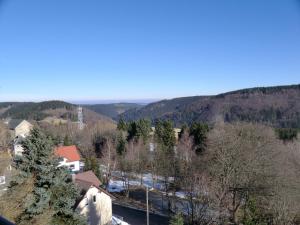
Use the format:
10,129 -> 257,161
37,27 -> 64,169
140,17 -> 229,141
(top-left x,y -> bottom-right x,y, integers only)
93,118 -> 300,225
2,117 -> 299,225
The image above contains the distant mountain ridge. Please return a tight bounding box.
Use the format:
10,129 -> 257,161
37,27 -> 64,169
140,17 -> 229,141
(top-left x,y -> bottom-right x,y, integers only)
121,84 -> 300,128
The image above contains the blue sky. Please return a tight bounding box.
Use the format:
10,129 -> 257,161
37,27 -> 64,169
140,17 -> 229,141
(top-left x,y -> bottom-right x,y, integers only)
0,0 -> 300,102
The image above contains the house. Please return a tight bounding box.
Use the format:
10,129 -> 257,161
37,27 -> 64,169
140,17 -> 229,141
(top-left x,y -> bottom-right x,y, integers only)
8,119 -> 33,138
8,120 -> 33,156
75,171 -> 115,225
13,136 -> 26,156
55,145 -> 81,172
150,126 -> 182,139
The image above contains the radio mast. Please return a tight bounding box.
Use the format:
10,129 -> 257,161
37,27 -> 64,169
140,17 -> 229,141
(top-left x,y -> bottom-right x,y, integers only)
78,106 -> 84,130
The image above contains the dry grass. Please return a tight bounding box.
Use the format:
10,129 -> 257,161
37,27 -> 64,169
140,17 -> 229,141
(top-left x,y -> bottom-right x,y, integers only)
0,177 -> 34,222
0,151 -> 11,175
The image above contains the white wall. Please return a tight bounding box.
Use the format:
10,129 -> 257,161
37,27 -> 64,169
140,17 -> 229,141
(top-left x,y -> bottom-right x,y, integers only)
77,187 -> 112,225
15,120 -> 33,138
14,144 -> 24,156
57,158 -> 80,172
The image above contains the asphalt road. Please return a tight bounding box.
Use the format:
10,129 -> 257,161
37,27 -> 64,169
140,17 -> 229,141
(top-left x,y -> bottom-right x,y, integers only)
112,204 -> 170,225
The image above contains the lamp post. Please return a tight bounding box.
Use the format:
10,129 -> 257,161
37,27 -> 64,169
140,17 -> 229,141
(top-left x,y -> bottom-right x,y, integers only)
146,186 -> 149,225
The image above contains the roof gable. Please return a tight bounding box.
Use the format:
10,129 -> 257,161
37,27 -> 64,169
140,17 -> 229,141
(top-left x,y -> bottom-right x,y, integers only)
16,120 -> 33,129
75,184 -> 115,209
8,119 -> 23,130
9,119 -> 33,131
75,170 -> 102,188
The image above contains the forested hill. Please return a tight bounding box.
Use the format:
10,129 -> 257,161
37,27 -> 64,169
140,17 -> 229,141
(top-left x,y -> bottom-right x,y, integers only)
121,84 -> 300,128
0,101 -> 74,120
0,101 -> 114,125
85,103 -> 142,120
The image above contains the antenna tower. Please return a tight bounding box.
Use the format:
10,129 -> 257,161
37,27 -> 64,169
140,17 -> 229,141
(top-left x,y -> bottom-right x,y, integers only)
78,106 -> 84,130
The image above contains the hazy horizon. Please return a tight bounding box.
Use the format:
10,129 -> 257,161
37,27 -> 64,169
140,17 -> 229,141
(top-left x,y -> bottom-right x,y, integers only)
1,82 -> 300,104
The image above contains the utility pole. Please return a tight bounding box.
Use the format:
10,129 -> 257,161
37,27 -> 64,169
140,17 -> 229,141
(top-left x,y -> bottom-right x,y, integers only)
146,186 -> 149,225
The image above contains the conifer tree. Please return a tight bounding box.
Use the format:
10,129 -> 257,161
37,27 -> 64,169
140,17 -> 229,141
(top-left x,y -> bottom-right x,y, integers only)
13,128 -> 86,225
170,213 -> 184,225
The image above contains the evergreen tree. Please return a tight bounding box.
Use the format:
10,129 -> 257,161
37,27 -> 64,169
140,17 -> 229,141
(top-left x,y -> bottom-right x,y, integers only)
170,213 -> 184,225
84,157 -> 102,181
117,118 -> 128,131
155,120 -> 176,150
127,121 -> 138,142
116,134 -> 126,155
127,119 -> 151,143
13,128 -> 86,225
63,135 -> 73,146
189,122 -> 209,154
136,119 -> 151,143
276,128 -> 298,141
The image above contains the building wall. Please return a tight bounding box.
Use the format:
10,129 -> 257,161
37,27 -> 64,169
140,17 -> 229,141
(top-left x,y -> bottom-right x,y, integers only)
58,158 -> 80,172
14,144 -> 24,156
15,120 -> 33,138
77,187 -> 112,225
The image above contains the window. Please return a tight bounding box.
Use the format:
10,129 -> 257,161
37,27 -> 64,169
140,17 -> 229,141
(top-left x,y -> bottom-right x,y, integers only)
93,195 -> 96,203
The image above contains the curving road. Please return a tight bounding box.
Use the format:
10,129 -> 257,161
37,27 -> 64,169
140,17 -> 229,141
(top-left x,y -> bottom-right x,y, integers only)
112,204 -> 169,225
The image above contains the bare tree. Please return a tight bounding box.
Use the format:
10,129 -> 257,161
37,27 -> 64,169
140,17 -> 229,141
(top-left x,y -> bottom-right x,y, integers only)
0,122 -> 11,151
100,135 -> 117,187
204,123 -> 278,224
177,130 -> 213,224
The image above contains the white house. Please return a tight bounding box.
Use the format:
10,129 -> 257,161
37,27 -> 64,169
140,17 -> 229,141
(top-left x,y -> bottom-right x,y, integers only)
75,171 -> 115,225
55,145 -> 81,172
13,136 -> 26,157
8,120 -> 33,156
9,119 -> 33,138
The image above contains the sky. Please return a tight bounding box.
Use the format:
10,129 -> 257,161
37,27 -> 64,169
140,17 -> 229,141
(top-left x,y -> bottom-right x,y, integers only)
0,0 -> 300,102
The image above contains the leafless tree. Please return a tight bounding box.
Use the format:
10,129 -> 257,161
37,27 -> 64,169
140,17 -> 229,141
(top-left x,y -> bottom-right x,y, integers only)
100,135 -> 117,187
204,122 -> 279,224
176,130 -> 213,224
0,121 -> 12,151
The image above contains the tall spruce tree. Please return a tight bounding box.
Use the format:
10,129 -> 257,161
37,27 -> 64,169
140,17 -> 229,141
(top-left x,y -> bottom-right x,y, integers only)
14,128 -> 86,225
154,120 -> 176,150
189,122 -> 209,154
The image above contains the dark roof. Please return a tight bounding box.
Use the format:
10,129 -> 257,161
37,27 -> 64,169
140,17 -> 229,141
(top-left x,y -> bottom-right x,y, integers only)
74,171 -> 115,200
75,170 -> 102,189
8,119 -> 23,130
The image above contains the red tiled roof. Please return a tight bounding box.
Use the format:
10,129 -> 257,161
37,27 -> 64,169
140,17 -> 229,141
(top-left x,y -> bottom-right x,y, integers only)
54,145 -> 81,162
